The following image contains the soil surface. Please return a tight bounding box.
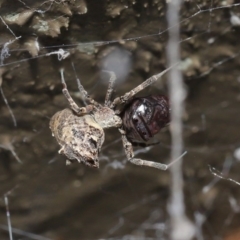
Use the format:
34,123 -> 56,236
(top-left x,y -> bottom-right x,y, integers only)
0,0 -> 240,240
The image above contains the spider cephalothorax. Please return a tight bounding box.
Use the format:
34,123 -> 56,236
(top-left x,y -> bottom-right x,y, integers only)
50,65 -> 176,170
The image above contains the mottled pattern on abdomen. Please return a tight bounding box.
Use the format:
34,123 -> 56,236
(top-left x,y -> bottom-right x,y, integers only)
50,108 -> 104,167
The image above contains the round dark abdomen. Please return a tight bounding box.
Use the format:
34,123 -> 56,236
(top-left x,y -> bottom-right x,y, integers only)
121,95 -> 170,143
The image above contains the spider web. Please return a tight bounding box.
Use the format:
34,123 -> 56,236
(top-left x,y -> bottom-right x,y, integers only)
0,0 -> 240,239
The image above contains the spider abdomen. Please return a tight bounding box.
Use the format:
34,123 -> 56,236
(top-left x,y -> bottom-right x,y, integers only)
50,108 -> 104,168
121,95 -> 170,143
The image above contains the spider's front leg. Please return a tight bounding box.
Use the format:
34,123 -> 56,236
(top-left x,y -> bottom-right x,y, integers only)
119,128 -> 169,170
60,69 -> 94,115
111,63 -> 179,108
102,70 -> 116,107
71,62 -> 101,108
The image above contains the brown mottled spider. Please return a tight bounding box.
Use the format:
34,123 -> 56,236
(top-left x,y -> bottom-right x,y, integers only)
50,64 -> 182,170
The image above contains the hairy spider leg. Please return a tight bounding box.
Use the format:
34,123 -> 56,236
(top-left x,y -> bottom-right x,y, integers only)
119,128 -> 187,170
111,63 -> 179,108
102,70 -> 117,107
120,129 -> 167,170
71,62 -> 101,108
60,69 -> 94,115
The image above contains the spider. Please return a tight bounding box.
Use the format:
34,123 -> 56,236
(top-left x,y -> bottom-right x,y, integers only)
50,64 -> 179,170
121,95 -> 170,145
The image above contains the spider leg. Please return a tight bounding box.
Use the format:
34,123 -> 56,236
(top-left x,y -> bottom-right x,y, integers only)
102,70 -> 116,107
71,62 -> 101,108
119,128 -> 186,170
60,69 -> 94,115
119,128 -> 168,170
111,63 -> 179,108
